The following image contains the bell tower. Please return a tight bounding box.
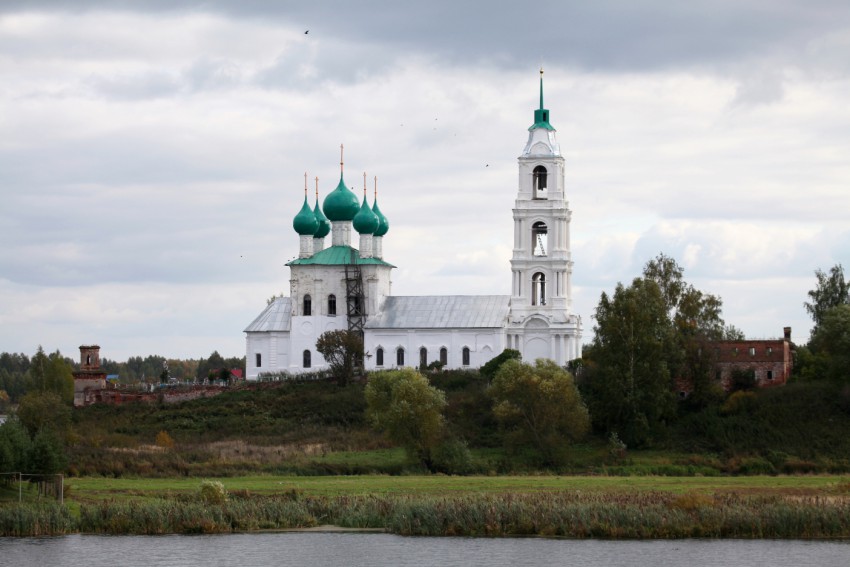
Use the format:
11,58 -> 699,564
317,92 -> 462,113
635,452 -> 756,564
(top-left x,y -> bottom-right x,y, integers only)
506,70 -> 582,364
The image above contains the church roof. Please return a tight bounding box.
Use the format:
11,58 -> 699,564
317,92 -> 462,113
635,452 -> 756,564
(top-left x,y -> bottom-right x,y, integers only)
365,295 -> 510,329
287,245 -> 395,267
244,297 -> 291,332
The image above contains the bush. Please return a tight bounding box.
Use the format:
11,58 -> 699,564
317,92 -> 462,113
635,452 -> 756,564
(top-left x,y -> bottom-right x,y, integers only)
431,437 -> 474,475
198,480 -> 228,504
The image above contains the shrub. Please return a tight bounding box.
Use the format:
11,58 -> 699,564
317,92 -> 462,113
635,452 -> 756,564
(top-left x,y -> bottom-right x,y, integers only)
155,430 -> 175,449
198,480 -> 228,504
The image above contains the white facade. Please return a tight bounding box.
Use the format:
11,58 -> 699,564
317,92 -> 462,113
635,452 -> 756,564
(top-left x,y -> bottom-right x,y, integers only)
244,75 -> 582,379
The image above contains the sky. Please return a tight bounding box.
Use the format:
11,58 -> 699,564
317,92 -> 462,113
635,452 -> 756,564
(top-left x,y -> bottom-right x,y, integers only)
1,1 -> 849,361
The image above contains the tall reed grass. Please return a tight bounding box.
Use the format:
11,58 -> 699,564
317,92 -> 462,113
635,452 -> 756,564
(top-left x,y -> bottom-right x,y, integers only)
3,491 -> 850,538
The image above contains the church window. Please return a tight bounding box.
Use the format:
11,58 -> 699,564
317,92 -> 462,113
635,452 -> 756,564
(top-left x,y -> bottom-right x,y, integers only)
420,347 -> 427,368
255,353 -> 262,368
749,347 -> 756,356
328,294 -> 336,316
767,370 -> 773,380
532,222 -> 548,256
462,347 -> 470,366
86,354 -> 91,365
303,350 -> 311,368
303,294 -> 312,316
376,347 -> 384,367
532,272 -> 546,306
533,165 -> 548,199
396,347 -> 405,366
440,347 -> 448,366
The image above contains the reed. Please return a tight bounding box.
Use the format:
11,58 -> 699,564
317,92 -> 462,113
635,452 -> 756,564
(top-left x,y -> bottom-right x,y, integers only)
3,490 -> 850,538
0,502 -> 75,536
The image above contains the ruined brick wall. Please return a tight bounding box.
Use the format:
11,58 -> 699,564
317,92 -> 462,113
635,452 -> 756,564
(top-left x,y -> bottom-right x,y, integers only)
714,338 -> 791,390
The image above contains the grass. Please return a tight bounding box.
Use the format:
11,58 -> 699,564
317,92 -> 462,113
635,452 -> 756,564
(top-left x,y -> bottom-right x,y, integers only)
63,474 -> 850,503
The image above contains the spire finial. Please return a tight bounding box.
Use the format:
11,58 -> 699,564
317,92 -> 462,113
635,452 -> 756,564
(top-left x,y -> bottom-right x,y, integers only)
374,176 -> 377,198
363,172 -> 367,196
314,176 -> 319,199
340,144 -> 344,175
539,67 -> 544,110
304,171 -> 308,196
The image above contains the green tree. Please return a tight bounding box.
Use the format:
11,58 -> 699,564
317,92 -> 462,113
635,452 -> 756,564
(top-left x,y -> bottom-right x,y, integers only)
15,391 -> 72,438
479,348 -> 521,380
0,419 -> 31,472
808,304 -> 850,381
25,347 -> 74,404
643,254 -> 726,409
28,429 -> 67,474
585,277 -> 676,446
364,368 -> 446,470
316,330 -> 363,385
490,359 -> 589,465
805,264 -> 850,336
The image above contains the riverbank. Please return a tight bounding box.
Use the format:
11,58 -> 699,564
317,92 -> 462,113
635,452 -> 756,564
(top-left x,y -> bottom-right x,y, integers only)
3,475 -> 850,538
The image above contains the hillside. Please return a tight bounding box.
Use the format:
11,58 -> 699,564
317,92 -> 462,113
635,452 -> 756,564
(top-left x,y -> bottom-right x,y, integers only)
64,373 -> 850,477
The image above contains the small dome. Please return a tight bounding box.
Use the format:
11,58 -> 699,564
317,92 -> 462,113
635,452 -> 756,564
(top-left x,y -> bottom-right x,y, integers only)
293,196 -> 319,235
372,199 -> 389,237
313,198 -> 331,238
322,175 -> 360,221
353,195 -> 379,234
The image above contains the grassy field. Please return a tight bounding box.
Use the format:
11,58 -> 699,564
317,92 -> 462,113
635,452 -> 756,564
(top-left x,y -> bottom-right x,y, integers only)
63,473 -> 850,503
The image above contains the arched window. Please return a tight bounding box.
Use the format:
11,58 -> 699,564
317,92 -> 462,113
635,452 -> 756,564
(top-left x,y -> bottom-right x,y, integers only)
86,354 -> 91,365
533,165 -> 548,198
396,347 -> 405,366
303,294 -> 312,316
462,347 -> 471,366
532,221 -> 548,256
303,350 -> 311,368
532,272 -> 546,306
328,294 -> 336,316
376,347 -> 384,367
439,347 -> 448,366
420,347 -> 427,368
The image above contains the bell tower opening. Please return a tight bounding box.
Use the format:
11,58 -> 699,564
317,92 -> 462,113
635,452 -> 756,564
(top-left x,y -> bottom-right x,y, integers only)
532,221 -> 548,256
532,272 -> 546,306
533,165 -> 548,199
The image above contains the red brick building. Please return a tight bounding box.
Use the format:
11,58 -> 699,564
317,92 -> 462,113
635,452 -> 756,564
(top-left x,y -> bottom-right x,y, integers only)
72,345 -> 107,407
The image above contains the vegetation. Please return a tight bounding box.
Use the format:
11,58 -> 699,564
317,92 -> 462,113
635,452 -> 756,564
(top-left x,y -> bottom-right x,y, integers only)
316,330 -> 364,385
365,368 -> 447,471
490,359 -> 589,466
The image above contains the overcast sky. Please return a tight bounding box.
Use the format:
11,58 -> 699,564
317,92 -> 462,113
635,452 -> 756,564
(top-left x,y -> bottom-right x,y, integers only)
2,1 -> 848,361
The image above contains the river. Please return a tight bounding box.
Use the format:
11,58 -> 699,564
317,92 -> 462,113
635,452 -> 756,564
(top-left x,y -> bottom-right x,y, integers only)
1,533 -> 848,567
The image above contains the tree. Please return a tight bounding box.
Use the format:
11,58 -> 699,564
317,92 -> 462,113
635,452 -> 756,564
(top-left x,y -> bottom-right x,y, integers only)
364,368 -> 446,469
479,348 -> 521,380
584,277 -> 677,446
490,359 -> 589,465
0,419 -> 31,472
808,304 -> 850,381
15,391 -> 72,438
28,429 -> 67,474
316,330 -> 363,385
643,254 -> 726,408
805,264 -> 850,336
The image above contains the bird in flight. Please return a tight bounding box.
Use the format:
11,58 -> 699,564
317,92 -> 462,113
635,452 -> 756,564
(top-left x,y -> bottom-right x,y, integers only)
304,30 -> 309,34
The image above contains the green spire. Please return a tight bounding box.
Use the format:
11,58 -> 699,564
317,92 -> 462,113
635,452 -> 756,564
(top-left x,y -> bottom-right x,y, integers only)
529,68 -> 555,131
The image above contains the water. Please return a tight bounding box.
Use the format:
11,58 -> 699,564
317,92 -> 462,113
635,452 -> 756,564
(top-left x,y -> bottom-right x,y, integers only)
1,533 -> 848,567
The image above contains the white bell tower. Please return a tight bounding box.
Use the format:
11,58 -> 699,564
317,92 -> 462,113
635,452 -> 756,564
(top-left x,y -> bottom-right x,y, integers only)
506,70 -> 582,364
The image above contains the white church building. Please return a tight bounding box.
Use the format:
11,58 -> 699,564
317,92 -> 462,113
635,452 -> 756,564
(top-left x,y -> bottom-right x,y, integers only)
244,73 -> 582,379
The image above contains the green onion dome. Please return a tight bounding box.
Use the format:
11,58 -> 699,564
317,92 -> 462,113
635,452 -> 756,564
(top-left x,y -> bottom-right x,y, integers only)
372,199 -> 389,237
353,194 -> 379,234
313,197 -> 331,238
322,175 -> 360,221
293,195 -> 319,235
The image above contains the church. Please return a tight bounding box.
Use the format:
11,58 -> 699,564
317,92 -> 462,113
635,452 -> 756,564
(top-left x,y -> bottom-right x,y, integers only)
244,73 -> 582,379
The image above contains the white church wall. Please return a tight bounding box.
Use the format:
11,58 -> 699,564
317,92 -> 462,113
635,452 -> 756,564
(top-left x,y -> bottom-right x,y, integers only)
364,328 -> 504,371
